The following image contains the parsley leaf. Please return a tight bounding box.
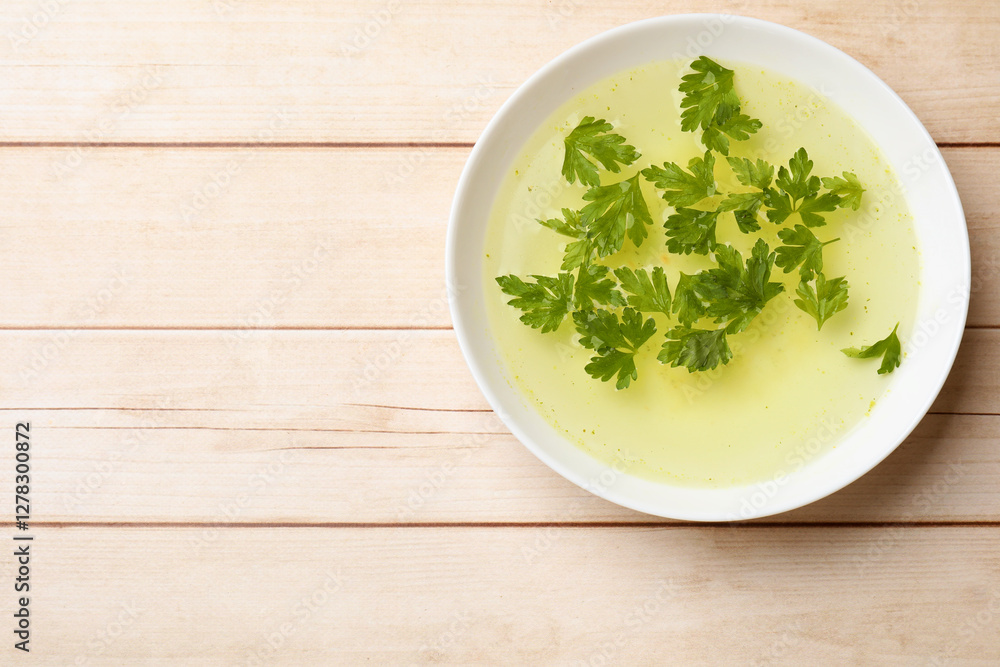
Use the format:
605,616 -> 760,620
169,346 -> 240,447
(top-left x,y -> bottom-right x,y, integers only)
796,192 -> 842,227
580,174 -> 653,257
717,192 -> 764,233
562,116 -> 640,187
538,208 -> 584,237
794,273 -> 849,330
658,326 -> 733,373
679,57 -> 760,156
663,208 -> 719,256
776,147 -> 821,201
764,188 -> 795,225
613,266 -> 671,316
727,157 -> 774,189
679,57 -> 739,132
574,307 -> 621,350
841,323 -> 902,374
560,238 -> 593,271
641,151 -> 717,208
765,148 -> 842,226
573,307 -> 657,389
672,272 -> 707,327
717,157 -> 773,233
822,172 -> 865,211
698,239 -> 784,333
701,114 -> 762,156
574,264 -> 626,310
538,208 -> 595,270
775,224 -> 839,279
496,273 -> 574,333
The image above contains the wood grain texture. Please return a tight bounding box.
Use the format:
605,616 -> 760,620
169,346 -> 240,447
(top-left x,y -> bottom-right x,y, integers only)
1,2 -> 997,663
0,1 -> 997,143
0,146 -> 995,328
1,330 -> 997,524
1,526 -> 998,665
11,414 -> 999,525
4,330 -> 997,414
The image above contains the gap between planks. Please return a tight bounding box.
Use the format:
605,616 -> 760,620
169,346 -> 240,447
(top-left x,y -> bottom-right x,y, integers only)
5,520 -> 1000,529
0,325 -> 996,331
0,325 -> 455,331
0,141 -> 477,149
0,406 -> 985,415
0,141 -> 996,149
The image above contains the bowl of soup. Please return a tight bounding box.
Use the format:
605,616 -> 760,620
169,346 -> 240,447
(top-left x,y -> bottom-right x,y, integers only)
446,15 -> 969,521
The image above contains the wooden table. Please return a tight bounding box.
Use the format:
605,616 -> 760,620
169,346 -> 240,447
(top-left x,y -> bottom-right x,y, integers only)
1,1 -> 998,664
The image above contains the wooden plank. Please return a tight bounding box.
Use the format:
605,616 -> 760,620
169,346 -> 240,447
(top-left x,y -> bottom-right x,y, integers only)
13,414 -> 1000,525
2,330 -> 997,524
0,146 -> 995,328
0,1 -> 997,143
4,329 -> 996,416
933,328 -> 1000,416
0,146 -> 462,329
5,525 -> 999,664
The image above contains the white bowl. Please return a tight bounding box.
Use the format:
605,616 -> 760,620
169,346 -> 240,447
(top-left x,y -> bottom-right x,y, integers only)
446,15 -> 970,521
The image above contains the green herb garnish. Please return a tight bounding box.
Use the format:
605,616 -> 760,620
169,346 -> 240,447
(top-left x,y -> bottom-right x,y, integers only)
562,116 -> 641,187
842,323 -> 902,374
765,148 -> 842,227
662,207 -> 719,255
613,266 -> 672,317
678,57 -> 762,156
775,224 -> 839,280
574,307 -> 657,389
672,272 -> 707,327
794,273 -> 850,331
573,264 -> 625,310
704,240 -> 785,334
659,326 -> 733,373
498,57 -> 901,387
538,208 -> 593,270
580,174 -> 653,257
496,273 -> 574,333
717,156 -> 774,233
822,172 -> 866,211
640,151 -> 717,208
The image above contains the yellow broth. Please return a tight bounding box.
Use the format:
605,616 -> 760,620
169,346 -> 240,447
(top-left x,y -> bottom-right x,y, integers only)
482,60 -> 920,487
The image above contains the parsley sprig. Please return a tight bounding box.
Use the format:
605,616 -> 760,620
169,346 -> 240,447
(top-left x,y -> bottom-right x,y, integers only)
581,174 -> 653,257
765,148 -> 843,227
496,273 -> 574,333
538,208 -> 593,270
614,267 -> 672,317
497,57 -> 901,387
574,308 -> 657,389
795,273 -> 850,331
562,116 -> 641,187
679,57 -> 762,156
700,240 -> 785,334
775,224 -> 839,280
842,323 -> 902,374
641,151 -> 717,208
659,326 -> 733,373
667,240 -> 784,341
